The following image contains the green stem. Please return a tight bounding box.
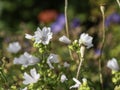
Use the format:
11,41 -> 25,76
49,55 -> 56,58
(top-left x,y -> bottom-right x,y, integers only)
99,5 -> 105,90
68,48 -> 74,60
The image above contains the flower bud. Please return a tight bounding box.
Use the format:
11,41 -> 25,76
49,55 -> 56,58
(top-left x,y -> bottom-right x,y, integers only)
59,35 -> 71,44
80,45 -> 86,58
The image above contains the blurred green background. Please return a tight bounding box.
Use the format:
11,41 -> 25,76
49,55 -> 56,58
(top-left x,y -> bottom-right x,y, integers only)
0,0 -> 115,32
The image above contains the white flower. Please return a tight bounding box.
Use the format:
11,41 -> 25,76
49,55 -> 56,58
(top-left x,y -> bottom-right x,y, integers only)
34,27 -> 53,44
59,35 -> 71,44
79,33 -> 93,49
14,52 -> 39,67
23,68 -> 40,85
47,53 -> 59,69
64,62 -> 70,68
107,58 -> 119,71
7,42 -> 21,53
70,78 -> 81,89
25,27 -> 53,45
60,74 -> 68,83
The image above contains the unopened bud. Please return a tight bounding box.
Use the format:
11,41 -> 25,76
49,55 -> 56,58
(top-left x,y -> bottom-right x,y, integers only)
80,45 -> 85,58
100,5 -> 105,15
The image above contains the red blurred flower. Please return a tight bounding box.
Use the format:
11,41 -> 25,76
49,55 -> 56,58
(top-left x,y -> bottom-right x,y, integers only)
38,10 -> 58,23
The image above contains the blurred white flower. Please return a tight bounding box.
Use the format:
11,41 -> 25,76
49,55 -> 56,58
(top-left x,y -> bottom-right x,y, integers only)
79,33 -> 93,49
7,42 -> 21,53
107,58 -> 119,71
70,78 -> 81,89
23,68 -> 40,85
59,35 -> 71,44
64,62 -> 70,68
47,53 -> 59,69
60,74 -> 68,83
25,27 -> 53,45
14,52 -> 39,67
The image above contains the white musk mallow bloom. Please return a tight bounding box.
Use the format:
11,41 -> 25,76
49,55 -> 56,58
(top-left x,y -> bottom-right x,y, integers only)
7,42 -> 21,53
59,35 -> 71,44
60,74 -> 68,83
14,52 -> 39,67
79,33 -> 93,49
23,68 -> 40,85
25,27 -> 53,45
47,53 -> 59,69
107,58 -> 119,71
70,78 -> 81,89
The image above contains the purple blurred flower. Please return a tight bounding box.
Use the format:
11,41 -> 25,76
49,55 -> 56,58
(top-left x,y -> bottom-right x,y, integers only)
56,14 -> 65,25
71,18 -> 80,28
105,13 -> 120,27
51,22 -> 64,33
94,49 -> 101,56
51,14 -> 65,33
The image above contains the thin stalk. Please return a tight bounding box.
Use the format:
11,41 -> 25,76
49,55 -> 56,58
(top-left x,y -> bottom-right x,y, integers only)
65,0 -> 69,38
69,49 -> 74,60
76,46 -> 85,80
116,0 -> 120,8
99,5 -> 105,90
64,0 -> 74,60
76,56 -> 84,80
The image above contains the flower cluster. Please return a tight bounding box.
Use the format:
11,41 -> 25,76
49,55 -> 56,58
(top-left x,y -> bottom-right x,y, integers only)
2,0 -> 120,90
